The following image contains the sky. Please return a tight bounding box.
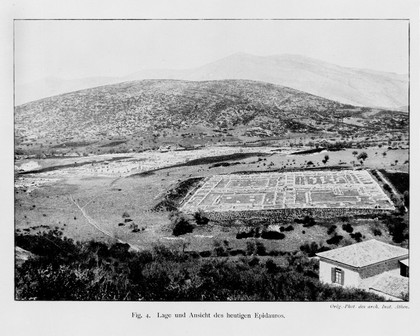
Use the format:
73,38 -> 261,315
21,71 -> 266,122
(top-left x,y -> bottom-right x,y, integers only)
15,19 -> 409,84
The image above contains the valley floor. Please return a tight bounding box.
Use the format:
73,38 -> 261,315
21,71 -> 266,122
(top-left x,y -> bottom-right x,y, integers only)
14,145 -> 409,253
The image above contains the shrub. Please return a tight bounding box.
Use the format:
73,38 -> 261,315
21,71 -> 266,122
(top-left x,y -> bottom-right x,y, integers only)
265,259 -> 280,274
194,209 -> 209,225
236,227 -> 256,239
172,216 -> 194,236
342,223 -> 354,233
199,250 -> 211,258
261,231 -> 285,240
372,228 -> 382,236
213,241 -> 228,257
326,235 -> 343,245
357,152 -> 368,161
248,257 -> 260,267
327,225 -> 337,235
299,242 -> 329,257
186,251 -> 200,259
229,249 -> 246,256
350,232 -> 363,242
256,242 -> 267,256
302,216 -> 316,227
246,241 -> 256,256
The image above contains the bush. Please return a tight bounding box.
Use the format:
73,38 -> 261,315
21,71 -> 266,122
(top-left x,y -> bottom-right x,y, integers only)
383,215 -> 408,243
302,216 -> 316,227
342,223 -> 354,233
199,250 -> 211,258
261,231 -> 285,240
299,242 -> 330,257
248,257 -> 260,267
294,215 -> 315,226
265,259 -> 280,274
246,241 -> 256,256
357,152 -> 368,161
327,225 -> 337,235
213,241 -> 228,257
229,249 -> 246,256
185,251 -> 200,259
236,227 -> 256,239
256,242 -> 267,256
372,228 -> 382,236
326,235 -> 343,245
350,232 -> 363,242
172,216 -> 194,236
194,209 -> 209,225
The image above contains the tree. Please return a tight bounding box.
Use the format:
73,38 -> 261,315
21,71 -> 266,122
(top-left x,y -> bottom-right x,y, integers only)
357,152 -> 368,161
352,151 -> 358,156
171,213 -> 194,236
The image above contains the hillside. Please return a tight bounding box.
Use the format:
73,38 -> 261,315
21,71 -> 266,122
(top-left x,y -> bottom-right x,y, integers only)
15,79 -> 360,144
17,53 -> 408,110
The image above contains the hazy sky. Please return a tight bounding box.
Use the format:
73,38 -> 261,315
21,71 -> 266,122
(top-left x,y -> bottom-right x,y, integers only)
15,19 -> 409,84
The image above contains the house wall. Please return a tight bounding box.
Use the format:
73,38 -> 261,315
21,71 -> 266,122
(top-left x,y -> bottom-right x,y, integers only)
360,258 -> 406,279
319,260 -> 360,288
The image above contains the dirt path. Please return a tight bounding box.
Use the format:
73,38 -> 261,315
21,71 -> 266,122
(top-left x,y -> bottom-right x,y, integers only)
69,195 -> 140,251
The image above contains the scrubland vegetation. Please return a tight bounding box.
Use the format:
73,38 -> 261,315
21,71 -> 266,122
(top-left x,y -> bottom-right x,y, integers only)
15,229 -> 384,301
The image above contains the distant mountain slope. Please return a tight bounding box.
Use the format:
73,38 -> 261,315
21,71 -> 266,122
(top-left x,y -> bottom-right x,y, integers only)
16,53 -> 408,110
125,53 -> 408,110
15,79 -> 359,141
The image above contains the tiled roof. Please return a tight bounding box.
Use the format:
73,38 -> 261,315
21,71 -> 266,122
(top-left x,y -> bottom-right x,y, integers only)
316,239 -> 408,268
369,272 -> 409,299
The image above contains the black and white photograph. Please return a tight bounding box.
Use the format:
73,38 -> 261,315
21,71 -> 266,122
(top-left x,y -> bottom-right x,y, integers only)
1,0 -> 419,335
13,18 -> 411,301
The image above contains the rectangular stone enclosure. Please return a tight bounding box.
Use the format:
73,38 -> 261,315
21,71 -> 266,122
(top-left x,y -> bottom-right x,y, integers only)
180,170 -> 395,214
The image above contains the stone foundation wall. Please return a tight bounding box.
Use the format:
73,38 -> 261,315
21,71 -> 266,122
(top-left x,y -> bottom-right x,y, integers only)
205,208 -> 391,224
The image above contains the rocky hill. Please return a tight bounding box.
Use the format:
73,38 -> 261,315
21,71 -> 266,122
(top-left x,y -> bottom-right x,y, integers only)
15,79 -> 360,143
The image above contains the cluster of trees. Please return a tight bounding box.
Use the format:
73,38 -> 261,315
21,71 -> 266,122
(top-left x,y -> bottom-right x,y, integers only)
15,230 -> 385,301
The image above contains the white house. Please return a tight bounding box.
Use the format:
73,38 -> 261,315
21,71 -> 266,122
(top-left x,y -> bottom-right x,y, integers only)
316,239 -> 408,300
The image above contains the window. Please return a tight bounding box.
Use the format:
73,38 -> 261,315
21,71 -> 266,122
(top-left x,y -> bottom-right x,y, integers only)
331,267 -> 345,285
